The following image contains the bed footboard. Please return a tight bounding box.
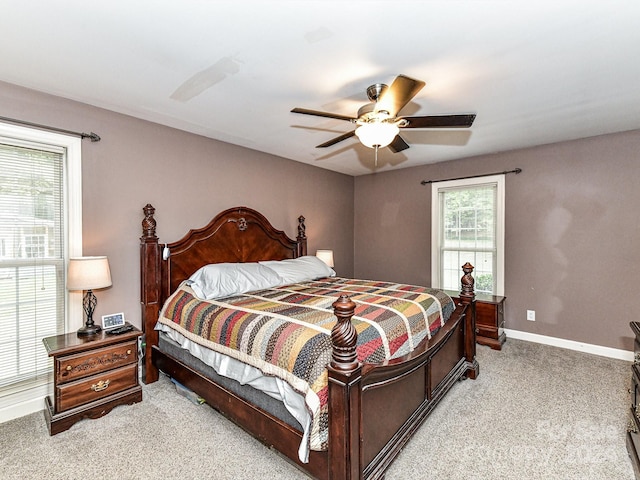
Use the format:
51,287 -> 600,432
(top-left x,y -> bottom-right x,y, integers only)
326,275 -> 477,480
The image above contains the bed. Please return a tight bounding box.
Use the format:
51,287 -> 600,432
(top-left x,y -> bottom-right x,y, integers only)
140,204 -> 479,480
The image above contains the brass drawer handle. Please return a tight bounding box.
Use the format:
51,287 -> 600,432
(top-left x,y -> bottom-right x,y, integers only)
66,365 -> 72,371
127,349 -> 132,355
91,380 -> 110,392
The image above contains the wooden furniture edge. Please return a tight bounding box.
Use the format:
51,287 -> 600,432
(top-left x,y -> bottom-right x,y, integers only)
627,321 -> 640,479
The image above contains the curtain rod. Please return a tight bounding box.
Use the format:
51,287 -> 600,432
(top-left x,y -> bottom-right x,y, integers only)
0,115 -> 101,142
420,168 -> 522,185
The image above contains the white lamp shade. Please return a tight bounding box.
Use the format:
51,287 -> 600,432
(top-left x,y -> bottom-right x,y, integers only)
355,122 -> 399,148
67,256 -> 112,291
316,250 -> 335,268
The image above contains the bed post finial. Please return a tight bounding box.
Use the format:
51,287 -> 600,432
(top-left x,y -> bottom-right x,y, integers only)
459,262 -> 475,304
330,295 -> 359,371
297,215 -> 307,256
142,204 -> 157,239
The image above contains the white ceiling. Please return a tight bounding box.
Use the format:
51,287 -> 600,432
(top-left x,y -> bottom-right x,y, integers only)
2,1 -> 640,176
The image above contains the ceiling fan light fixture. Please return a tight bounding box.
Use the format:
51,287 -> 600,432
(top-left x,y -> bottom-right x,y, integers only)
355,121 -> 399,148
292,74 -> 475,153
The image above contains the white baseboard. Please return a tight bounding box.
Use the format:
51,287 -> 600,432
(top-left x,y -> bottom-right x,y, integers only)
0,384 -> 47,424
504,328 -> 633,362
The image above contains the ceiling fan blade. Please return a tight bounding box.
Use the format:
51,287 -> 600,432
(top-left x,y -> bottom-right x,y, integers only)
291,107 -> 356,122
400,114 -> 476,129
388,135 -> 410,153
375,75 -> 426,117
316,130 -> 356,148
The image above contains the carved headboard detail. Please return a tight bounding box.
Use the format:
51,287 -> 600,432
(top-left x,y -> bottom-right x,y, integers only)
140,205 -> 307,306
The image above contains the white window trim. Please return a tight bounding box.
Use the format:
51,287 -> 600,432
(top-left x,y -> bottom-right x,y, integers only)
431,174 -> 505,296
0,122 -> 82,423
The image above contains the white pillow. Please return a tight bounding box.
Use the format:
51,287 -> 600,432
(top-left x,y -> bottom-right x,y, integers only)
260,255 -> 336,285
187,262 -> 283,300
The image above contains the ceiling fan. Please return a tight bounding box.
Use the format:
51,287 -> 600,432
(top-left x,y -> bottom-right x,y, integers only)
291,74 -> 476,154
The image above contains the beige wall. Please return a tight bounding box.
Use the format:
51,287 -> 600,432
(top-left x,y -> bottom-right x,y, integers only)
355,130 -> 640,351
4,78 -> 638,351
0,81 -> 354,330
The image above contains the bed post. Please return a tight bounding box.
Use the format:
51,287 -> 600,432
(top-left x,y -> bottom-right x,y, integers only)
297,215 -> 307,256
140,204 -> 161,384
327,295 -> 362,480
459,262 -> 479,379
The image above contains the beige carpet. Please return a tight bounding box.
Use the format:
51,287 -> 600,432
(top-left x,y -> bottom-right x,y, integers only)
0,339 -> 634,479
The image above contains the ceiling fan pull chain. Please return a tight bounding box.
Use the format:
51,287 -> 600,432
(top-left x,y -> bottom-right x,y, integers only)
375,145 -> 379,167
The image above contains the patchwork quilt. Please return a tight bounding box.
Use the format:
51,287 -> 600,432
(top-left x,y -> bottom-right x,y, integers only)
157,277 -> 454,453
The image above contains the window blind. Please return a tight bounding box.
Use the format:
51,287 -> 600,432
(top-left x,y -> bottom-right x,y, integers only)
439,183 -> 497,293
0,140 -> 65,394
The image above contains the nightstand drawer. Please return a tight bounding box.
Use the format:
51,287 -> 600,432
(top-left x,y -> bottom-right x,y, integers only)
56,363 -> 138,411
55,339 -> 138,383
477,323 -> 498,338
475,301 -> 504,328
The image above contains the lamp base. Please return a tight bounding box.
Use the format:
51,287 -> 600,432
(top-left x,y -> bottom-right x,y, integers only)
78,290 -> 101,336
77,324 -> 102,336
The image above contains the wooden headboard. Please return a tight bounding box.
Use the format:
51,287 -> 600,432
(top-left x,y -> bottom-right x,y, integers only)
139,204 -> 307,381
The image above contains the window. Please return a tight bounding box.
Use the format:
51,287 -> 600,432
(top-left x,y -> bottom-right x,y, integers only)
0,123 -> 82,421
431,175 -> 505,295
24,234 -> 47,258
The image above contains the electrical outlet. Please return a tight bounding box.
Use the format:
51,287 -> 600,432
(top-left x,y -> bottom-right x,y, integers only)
527,310 -> 536,321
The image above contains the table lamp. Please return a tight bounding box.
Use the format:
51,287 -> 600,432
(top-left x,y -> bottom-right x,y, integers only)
315,250 -> 335,268
67,256 -> 112,336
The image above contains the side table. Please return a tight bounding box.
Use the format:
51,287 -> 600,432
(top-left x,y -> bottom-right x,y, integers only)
42,324 -> 142,435
446,291 -> 506,350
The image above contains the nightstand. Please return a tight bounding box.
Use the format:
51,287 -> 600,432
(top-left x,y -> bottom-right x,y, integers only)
446,291 -> 506,350
42,324 -> 143,435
